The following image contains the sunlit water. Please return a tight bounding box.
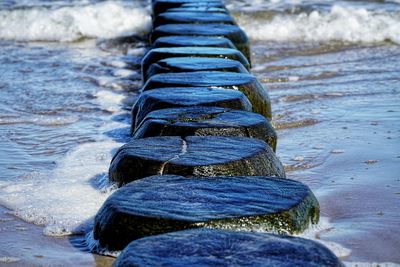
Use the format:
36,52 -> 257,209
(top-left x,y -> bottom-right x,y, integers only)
0,0 -> 399,266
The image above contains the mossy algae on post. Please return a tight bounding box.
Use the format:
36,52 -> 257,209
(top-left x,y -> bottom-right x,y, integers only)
94,175 -> 319,251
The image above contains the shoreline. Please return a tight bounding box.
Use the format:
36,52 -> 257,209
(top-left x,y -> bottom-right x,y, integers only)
0,205 -> 115,266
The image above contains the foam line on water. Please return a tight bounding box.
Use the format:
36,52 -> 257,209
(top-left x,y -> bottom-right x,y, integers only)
85,231 -> 121,257
0,64 -> 130,236
236,5 -> 400,44
0,140 -> 121,236
0,114 -> 80,126
297,216 -> 351,259
0,1 -> 151,42
94,90 -> 125,113
344,262 -> 400,267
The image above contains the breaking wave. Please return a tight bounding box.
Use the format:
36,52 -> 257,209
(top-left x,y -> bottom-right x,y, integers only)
0,1 -> 151,42
236,5 -> 400,44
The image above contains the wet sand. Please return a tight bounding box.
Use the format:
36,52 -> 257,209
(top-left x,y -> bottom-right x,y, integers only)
0,206 -> 114,266
281,100 -> 400,263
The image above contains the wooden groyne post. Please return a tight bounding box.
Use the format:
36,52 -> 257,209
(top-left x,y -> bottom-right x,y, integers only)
92,0 -> 343,266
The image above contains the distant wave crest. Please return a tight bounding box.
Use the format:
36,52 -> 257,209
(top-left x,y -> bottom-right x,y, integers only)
237,5 -> 400,44
0,1 -> 151,42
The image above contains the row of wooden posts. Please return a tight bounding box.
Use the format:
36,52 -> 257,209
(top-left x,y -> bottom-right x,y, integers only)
92,0 -> 343,266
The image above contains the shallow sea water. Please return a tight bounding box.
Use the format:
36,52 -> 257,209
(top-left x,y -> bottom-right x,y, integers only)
0,0 -> 399,266
249,41 -> 400,265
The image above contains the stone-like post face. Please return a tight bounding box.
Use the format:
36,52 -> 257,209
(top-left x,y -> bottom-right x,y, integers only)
150,24 -> 250,62
94,175 -> 319,251
109,136 -> 285,186
141,47 -> 250,81
152,36 -> 236,49
113,229 -> 343,267
130,87 -> 252,134
133,106 -> 277,151
152,0 -> 226,17
141,72 -> 272,120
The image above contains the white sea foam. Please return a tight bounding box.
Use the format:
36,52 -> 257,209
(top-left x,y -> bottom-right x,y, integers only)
0,37 -> 133,236
0,140 -> 121,236
237,5 -> 400,44
85,231 -> 121,257
0,257 -> 20,263
113,68 -> 139,78
127,47 -> 148,56
94,90 -> 125,113
344,262 -> 400,267
91,76 -> 141,90
0,71 -> 130,236
0,115 -> 79,126
298,216 -> 351,259
0,1 -> 151,42
108,60 -> 129,69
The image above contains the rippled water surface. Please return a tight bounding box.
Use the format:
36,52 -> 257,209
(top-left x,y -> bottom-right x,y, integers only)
250,41 -> 400,264
0,0 -> 399,266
